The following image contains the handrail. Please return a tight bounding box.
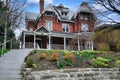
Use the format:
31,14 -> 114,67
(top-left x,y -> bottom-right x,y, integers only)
0,39 -> 13,57
0,39 -> 13,46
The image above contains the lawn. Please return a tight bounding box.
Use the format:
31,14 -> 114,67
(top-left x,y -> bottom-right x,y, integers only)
0,49 -> 10,57
24,50 -> 120,71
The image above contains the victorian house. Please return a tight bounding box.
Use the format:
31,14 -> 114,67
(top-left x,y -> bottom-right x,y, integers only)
21,0 -> 95,51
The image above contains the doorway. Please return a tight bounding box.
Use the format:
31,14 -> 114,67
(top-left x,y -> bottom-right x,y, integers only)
36,38 -> 42,49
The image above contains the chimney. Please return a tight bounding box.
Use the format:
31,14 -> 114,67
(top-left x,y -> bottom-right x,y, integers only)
40,0 -> 44,13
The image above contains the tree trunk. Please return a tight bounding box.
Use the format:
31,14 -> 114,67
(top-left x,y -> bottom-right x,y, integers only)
3,23 -> 7,49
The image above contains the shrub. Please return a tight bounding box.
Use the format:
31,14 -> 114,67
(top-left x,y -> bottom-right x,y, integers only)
57,59 -> 64,69
30,50 -> 37,55
115,60 -> 120,67
92,57 -> 110,67
97,43 -> 110,51
26,58 -> 34,68
63,53 -> 76,62
93,29 -> 120,51
79,51 -> 97,59
49,52 -> 58,61
57,58 -> 75,69
32,64 -> 37,69
40,52 -> 47,59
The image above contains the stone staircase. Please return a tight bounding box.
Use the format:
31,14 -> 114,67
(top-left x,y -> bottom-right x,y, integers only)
0,49 -> 32,80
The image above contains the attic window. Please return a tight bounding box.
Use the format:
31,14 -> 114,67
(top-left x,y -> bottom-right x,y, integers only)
62,12 -> 67,16
45,11 -> 54,16
80,14 -> 89,20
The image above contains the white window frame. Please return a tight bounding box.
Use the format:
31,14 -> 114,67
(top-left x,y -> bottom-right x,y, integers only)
80,14 -> 89,20
62,23 -> 69,32
81,23 -> 89,32
29,28 -> 33,31
46,20 -> 52,31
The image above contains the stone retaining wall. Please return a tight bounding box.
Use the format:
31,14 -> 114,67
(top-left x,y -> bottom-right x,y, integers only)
22,68 -> 120,80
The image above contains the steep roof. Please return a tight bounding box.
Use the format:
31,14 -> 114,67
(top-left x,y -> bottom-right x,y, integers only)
95,23 -> 120,31
77,2 -> 94,13
26,2 -> 95,22
52,4 -> 74,21
26,12 -> 39,21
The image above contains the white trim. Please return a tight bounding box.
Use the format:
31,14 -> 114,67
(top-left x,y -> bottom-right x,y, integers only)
78,39 -> 80,51
46,20 -> 53,31
37,4 -> 74,23
64,37 -> 66,50
34,26 -> 50,32
62,23 -> 70,33
23,33 -> 25,48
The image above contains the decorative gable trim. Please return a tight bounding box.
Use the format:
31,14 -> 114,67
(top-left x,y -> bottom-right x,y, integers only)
35,26 -> 50,33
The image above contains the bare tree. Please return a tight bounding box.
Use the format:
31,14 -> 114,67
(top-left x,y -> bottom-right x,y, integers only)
92,0 -> 120,24
0,0 -> 26,49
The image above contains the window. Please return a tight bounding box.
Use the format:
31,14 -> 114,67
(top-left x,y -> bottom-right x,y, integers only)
80,14 -> 89,20
62,23 -> 69,32
45,11 -> 55,16
81,23 -> 89,32
46,20 -> 52,31
29,28 -> 33,31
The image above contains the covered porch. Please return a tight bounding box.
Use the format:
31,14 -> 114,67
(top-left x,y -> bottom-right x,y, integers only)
21,27 -> 93,51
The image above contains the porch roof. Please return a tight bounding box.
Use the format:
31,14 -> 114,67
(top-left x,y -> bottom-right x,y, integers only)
23,31 -> 93,39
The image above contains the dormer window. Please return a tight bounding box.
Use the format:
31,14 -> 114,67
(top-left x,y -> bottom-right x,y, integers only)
80,14 -> 89,20
62,12 -> 67,16
45,11 -> 55,16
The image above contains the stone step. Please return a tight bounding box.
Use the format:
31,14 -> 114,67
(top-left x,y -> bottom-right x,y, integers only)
0,74 -> 22,79
0,49 -> 32,80
0,78 -> 22,80
0,70 -> 20,75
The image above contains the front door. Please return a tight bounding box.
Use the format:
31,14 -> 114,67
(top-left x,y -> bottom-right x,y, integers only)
36,39 -> 42,49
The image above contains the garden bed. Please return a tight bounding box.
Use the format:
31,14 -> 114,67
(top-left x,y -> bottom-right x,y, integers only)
24,50 -> 120,71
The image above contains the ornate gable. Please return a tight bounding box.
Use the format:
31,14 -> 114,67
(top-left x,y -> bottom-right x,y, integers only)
35,26 -> 49,33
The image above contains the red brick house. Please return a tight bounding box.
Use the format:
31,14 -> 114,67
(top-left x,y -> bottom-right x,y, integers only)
21,0 -> 95,50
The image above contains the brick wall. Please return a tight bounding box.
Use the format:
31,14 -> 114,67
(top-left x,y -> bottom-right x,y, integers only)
27,13 -> 94,33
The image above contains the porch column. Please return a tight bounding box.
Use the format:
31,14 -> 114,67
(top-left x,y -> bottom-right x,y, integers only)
64,37 -> 66,50
92,42 -> 93,51
48,35 -> 51,50
34,34 -> 36,49
78,39 -> 80,51
23,32 -> 25,48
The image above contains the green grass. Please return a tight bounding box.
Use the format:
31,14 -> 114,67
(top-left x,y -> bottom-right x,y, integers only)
0,49 -> 10,57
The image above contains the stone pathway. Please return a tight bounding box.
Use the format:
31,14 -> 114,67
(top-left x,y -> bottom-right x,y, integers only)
0,49 -> 32,80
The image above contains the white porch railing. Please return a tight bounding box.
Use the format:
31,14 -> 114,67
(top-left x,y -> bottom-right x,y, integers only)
51,44 -> 78,51
51,44 -> 64,50
24,42 -> 93,51
25,42 -> 34,48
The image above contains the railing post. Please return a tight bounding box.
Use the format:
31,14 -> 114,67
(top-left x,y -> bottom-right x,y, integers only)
23,32 -> 25,48
64,37 -> 66,50
78,39 -> 80,51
